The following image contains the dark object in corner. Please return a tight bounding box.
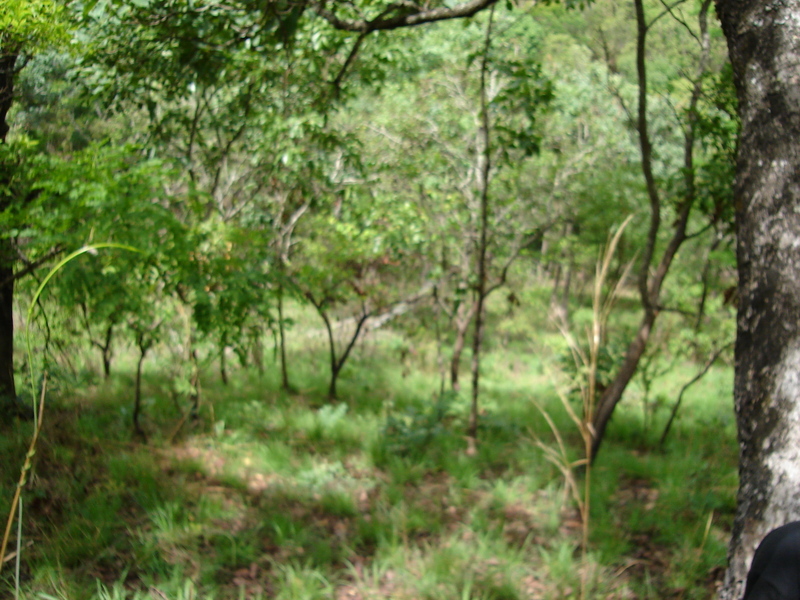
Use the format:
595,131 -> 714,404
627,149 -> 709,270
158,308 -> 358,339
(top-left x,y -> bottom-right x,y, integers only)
744,521 -> 800,600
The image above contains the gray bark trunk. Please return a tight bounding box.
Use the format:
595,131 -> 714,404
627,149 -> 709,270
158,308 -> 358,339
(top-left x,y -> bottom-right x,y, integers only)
468,5 -> 494,443
715,0 -> 800,596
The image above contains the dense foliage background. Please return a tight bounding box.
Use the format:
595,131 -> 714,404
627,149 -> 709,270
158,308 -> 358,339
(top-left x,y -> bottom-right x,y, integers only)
0,0 -> 739,598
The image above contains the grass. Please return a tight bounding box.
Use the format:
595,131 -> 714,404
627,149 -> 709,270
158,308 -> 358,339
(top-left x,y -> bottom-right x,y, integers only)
0,303 -> 737,600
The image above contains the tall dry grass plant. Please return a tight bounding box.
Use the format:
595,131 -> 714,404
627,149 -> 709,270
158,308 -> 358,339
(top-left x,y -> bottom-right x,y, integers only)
532,216 -> 633,598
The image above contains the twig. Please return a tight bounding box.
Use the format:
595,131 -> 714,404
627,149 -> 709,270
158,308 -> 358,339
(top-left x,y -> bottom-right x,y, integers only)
1,540 -> 32,563
659,341 -> 733,446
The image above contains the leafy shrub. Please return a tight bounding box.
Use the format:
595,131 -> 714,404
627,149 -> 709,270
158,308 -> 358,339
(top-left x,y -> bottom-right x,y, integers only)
373,392 -> 458,466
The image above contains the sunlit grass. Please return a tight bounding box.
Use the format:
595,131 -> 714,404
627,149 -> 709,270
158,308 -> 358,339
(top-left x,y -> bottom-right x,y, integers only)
1,300 -> 737,599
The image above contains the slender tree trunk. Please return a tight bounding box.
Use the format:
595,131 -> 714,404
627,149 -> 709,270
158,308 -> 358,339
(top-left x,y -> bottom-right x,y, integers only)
274,199 -> 309,390
308,296 -> 369,402
220,344 -> 228,385
450,327 -> 466,391
560,261 -> 572,314
316,307 -> 339,400
549,222 -> 574,325
591,310 -> 656,454
0,50 -> 15,143
550,262 -> 562,304
101,324 -> 114,379
133,335 -> 149,439
450,299 -> 476,392
251,327 -> 264,375
0,49 -> 18,415
328,368 -> 338,400
550,259 -> 573,325
335,312 -> 369,401
467,6 -> 494,444
695,232 -> 724,333
277,281 -> 292,391
175,290 -> 201,417
0,267 -> 14,404
433,288 -> 447,396
188,347 -> 200,417
590,0 -> 662,458
715,0 -> 800,595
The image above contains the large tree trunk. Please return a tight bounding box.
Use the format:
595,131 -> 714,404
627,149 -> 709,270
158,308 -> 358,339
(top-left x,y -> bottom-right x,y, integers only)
715,0 -> 800,597
0,49 -> 18,413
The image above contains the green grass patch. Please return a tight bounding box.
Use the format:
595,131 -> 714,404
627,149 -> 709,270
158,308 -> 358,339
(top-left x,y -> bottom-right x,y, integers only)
1,303 -> 736,600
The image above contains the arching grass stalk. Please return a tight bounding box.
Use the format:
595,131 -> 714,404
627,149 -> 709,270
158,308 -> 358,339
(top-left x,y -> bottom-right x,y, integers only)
0,244 -> 140,579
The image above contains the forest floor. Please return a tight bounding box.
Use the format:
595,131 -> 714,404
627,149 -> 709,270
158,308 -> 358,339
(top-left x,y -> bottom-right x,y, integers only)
1,329 -> 737,600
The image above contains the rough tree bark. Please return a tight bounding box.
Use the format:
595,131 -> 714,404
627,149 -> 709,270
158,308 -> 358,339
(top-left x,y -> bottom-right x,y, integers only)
715,0 -> 800,596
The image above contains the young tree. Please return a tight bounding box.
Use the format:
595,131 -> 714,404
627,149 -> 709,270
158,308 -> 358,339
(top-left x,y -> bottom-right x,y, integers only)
348,12 -> 551,397
290,184 -> 425,400
587,0 -> 731,459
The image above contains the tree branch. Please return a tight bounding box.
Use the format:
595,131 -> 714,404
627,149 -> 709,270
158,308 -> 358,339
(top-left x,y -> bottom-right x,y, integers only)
331,30 -> 370,95
634,0 -> 661,313
315,0 -> 499,32
335,305 -> 371,372
659,340 -> 733,446
0,246 -> 66,288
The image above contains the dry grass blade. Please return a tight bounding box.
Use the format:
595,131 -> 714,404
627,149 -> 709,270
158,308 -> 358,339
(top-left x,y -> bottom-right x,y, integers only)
531,397 -> 572,464
0,375 -> 46,577
533,217 -> 634,600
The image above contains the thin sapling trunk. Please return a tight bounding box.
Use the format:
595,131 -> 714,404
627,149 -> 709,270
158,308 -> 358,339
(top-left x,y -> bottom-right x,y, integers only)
133,328 -> 158,440
277,281 -> 292,391
451,298 -> 477,392
467,5 -> 494,446
306,292 -> 370,401
219,333 -> 228,385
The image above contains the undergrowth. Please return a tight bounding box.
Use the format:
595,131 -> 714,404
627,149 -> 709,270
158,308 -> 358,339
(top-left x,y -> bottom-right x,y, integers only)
0,326 -> 736,600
